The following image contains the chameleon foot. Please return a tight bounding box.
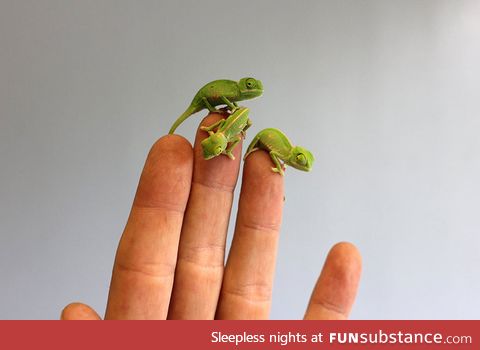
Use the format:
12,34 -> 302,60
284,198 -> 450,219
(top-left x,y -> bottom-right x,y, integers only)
225,151 -> 236,160
271,167 -> 285,176
200,118 -> 225,133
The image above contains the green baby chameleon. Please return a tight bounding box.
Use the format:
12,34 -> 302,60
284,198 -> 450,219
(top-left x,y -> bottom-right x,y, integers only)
201,107 -> 251,160
244,128 -> 314,176
168,77 -> 263,134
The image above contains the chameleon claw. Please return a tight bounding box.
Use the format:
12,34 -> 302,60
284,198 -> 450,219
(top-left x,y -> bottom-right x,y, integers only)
200,126 -> 215,135
200,118 -> 225,132
272,167 -> 285,176
199,126 -> 210,131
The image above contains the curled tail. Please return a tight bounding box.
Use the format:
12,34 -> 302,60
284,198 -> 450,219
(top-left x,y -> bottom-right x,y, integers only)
243,133 -> 262,160
168,105 -> 199,134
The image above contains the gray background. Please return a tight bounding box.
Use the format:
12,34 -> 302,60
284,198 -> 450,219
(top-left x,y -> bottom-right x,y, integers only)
1,0 -> 479,319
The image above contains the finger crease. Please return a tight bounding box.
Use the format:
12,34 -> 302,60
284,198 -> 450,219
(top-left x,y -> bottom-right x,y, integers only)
221,283 -> 272,303
311,296 -> 348,318
178,244 -> 225,268
192,180 -> 235,193
177,256 -> 224,270
133,202 -> 186,214
239,220 -> 281,234
115,261 -> 176,280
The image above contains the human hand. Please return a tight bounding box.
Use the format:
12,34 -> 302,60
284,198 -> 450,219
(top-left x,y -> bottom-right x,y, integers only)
61,112 -> 362,320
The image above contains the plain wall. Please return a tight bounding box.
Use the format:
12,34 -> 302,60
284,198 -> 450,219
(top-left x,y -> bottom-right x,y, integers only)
1,0 -> 479,319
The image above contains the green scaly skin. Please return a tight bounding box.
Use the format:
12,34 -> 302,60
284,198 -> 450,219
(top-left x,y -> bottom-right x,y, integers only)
200,107 -> 251,160
244,128 -> 314,176
168,77 -> 263,134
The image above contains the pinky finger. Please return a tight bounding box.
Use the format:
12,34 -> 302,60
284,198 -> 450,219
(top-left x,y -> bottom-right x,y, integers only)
61,302 -> 101,320
304,242 -> 362,320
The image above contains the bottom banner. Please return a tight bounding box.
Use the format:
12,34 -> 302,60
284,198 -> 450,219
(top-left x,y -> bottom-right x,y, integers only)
0,320 -> 477,349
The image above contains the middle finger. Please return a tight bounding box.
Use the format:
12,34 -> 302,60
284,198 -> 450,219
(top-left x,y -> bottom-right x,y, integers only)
168,112 -> 242,319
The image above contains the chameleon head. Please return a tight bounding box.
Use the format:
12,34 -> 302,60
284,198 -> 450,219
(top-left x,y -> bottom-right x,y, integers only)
289,146 -> 315,172
238,77 -> 264,100
201,134 -> 228,160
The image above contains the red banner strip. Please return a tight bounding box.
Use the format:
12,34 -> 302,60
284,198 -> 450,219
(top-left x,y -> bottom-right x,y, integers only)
0,320 -> 477,349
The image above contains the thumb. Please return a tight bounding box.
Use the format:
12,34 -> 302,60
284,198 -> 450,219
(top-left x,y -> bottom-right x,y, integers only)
61,302 -> 101,320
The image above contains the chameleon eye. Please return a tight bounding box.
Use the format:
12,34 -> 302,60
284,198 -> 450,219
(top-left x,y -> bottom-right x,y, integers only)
246,78 -> 256,89
296,154 -> 307,165
216,146 -> 223,154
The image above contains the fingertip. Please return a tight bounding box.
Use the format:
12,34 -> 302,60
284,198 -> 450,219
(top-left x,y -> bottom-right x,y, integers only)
61,302 -> 101,320
192,111 -> 242,190
198,112 -> 228,131
195,112 -> 229,150
304,242 -> 362,320
147,134 -> 193,166
327,242 -> 363,275
321,242 -> 362,297
237,150 -> 284,232
134,134 -> 194,209
244,150 -> 278,175
242,150 -> 285,206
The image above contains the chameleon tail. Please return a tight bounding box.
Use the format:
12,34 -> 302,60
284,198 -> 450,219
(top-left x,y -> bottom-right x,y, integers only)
168,105 -> 198,134
243,134 -> 261,160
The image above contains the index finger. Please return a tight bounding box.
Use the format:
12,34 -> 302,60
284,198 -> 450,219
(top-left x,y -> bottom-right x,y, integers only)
105,135 -> 193,319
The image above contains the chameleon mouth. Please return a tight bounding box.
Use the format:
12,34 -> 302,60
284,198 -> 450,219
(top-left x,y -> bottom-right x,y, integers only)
290,162 -> 313,172
203,152 -> 216,160
203,149 -> 220,160
243,88 -> 264,98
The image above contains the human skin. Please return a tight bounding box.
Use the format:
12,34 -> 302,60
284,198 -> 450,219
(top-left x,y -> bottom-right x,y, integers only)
61,112 -> 362,320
